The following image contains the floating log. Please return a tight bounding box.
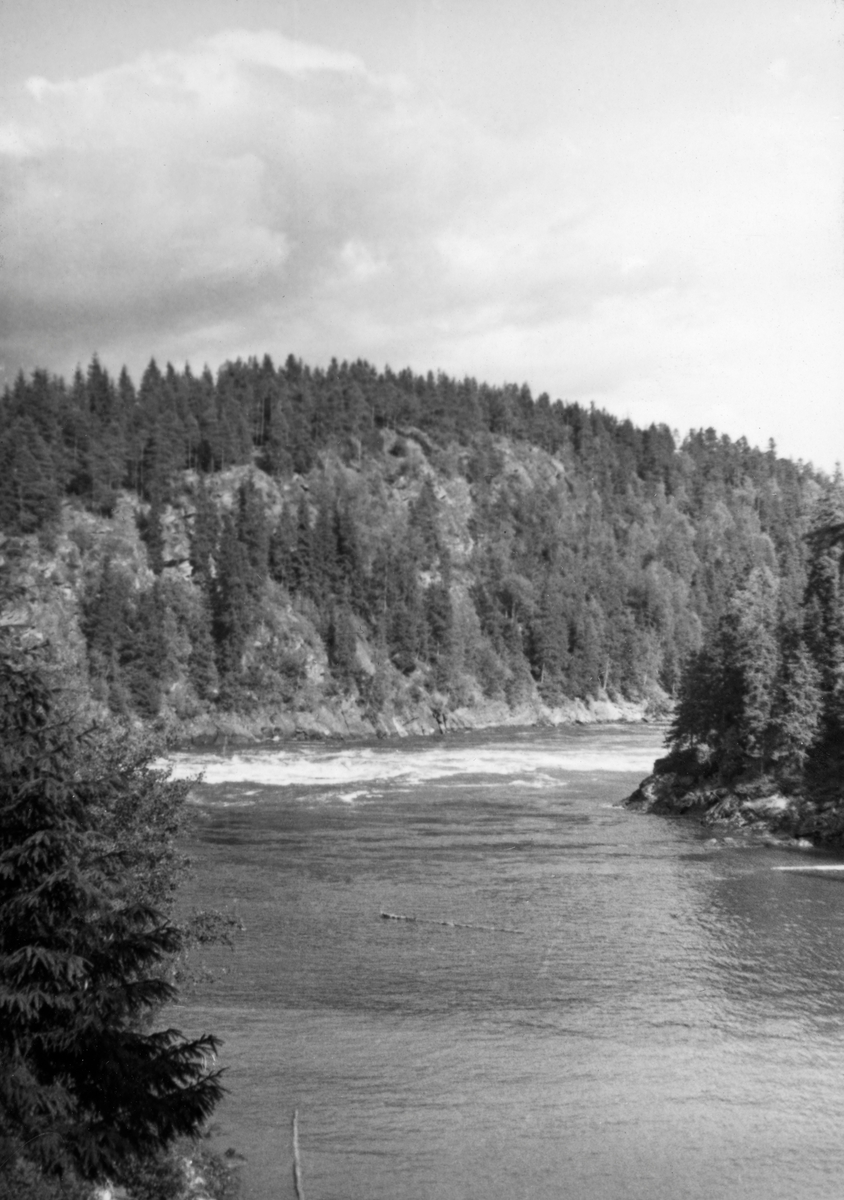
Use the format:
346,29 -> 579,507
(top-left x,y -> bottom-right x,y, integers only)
292,1109 -> 304,1200
380,911 -> 523,934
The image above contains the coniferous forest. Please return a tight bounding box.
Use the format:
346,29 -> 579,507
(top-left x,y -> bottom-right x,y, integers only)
0,634 -> 231,1200
1,352 -> 835,747
644,494 -> 844,839
2,352 -> 844,1197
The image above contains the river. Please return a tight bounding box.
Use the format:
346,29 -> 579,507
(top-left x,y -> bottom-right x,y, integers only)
168,724 -> 844,1199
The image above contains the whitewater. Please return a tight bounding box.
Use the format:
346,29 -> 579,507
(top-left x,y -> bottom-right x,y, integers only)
171,724 -> 844,1200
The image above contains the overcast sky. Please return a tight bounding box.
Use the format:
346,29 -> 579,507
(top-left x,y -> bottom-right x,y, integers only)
1,0 -> 842,469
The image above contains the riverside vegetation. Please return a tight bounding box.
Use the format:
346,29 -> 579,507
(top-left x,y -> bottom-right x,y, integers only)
1,352 -> 842,1196
0,353 -> 835,741
626,503 -> 844,844
0,622 -> 242,1200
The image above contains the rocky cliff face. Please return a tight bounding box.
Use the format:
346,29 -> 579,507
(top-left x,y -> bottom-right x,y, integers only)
3,434 -> 666,745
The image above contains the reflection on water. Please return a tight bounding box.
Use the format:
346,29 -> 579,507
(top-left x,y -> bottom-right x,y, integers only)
173,726 -> 844,1200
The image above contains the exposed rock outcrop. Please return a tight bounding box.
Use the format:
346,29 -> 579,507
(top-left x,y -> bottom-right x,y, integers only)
2,442 -> 671,750
623,763 -> 844,847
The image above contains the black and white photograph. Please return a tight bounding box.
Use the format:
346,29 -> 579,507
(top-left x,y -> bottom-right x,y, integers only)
1,2 -> 843,1198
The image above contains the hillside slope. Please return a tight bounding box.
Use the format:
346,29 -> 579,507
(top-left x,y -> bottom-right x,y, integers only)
0,355 -> 827,743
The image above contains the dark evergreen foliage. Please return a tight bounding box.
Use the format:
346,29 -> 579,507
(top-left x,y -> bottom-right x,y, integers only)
211,513 -> 252,687
0,633 -> 223,1186
0,351 -> 829,722
0,418 -> 61,535
662,482 -> 844,808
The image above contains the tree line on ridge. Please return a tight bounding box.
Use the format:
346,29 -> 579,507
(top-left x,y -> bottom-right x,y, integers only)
0,352 -> 834,739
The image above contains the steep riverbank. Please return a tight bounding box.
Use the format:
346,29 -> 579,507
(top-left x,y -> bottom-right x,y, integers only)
3,442 -> 673,754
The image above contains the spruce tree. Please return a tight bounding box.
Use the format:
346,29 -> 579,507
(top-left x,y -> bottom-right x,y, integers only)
326,604 -> 358,683
771,635 -> 823,780
533,571 -> 571,700
269,506 -> 297,588
424,552 -> 454,666
235,477 -> 269,600
188,479 -> 219,590
334,499 -> 366,615
312,496 -> 339,600
0,632 -> 222,1184
730,566 -> 780,773
123,587 -> 168,718
187,593 -> 219,703
0,420 -> 61,536
141,491 -> 166,575
802,498 -> 844,800
82,561 -> 134,716
290,495 -> 314,595
211,513 -> 251,686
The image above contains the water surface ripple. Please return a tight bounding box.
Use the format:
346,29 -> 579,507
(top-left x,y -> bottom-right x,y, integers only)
173,726 -> 844,1199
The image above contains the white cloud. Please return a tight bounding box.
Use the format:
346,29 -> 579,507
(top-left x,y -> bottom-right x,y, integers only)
206,28 -> 369,78
0,20 -> 841,469
0,121 -> 41,157
1,31 -> 468,364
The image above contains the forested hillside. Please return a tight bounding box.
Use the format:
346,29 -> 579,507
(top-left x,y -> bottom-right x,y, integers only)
0,353 -> 831,740
631,484 -> 844,841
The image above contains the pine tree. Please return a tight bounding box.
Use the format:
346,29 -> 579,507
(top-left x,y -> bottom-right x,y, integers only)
290,494 -> 314,595
731,566 -> 780,773
82,561 -> 134,715
188,367 -> 220,474
141,491 -> 166,575
235,477 -> 269,600
771,635 -> 823,780
802,495 -> 844,800
326,604 -> 358,683
568,601 -> 604,699
424,552 -> 454,665
189,479 -> 219,590
211,513 -> 251,685
334,499 -> 366,615
409,478 -> 442,568
532,570 -> 571,700
123,587 -> 168,718
187,593 -> 219,702
387,544 -> 425,673
0,419 -> 61,535
312,495 -> 339,599
260,370 -> 292,476
269,506 -> 297,588
0,633 -> 222,1183
84,357 -> 126,514
667,622 -> 736,759
286,379 -> 316,475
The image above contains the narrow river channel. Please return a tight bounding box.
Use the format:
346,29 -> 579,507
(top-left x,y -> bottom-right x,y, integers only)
169,724 -> 844,1200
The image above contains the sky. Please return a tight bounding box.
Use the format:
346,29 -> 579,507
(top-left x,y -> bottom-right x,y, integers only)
1,0 -> 842,470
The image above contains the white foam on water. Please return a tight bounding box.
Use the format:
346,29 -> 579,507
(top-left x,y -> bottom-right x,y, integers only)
337,790 -> 369,804
190,797 -> 257,808
161,739 -> 658,790
509,776 -> 561,789
773,864 -> 844,871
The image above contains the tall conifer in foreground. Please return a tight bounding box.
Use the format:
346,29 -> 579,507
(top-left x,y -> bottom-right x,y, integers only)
0,630 -> 223,1186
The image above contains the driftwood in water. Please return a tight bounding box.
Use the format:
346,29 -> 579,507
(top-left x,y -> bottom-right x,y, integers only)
292,1109 -> 304,1200
380,911 -> 523,934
